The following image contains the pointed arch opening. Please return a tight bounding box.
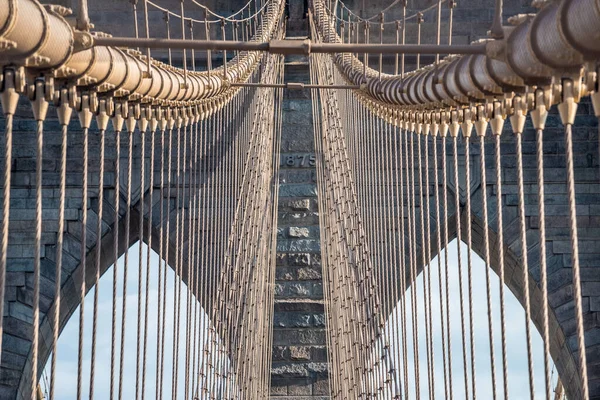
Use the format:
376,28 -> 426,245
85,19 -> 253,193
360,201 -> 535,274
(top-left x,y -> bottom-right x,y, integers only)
380,239 -> 566,400
38,241 -> 232,399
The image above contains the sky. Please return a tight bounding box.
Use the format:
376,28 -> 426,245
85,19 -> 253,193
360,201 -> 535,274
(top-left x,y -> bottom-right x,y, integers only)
381,240 -> 562,400
40,242 -> 215,399
40,239 -> 562,399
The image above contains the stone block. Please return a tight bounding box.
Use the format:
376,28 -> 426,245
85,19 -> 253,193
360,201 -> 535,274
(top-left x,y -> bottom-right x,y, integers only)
6,272 -> 25,287
289,199 -> 311,211
592,297 -> 600,312
312,378 -> 330,395
3,333 -> 30,356
298,267 -> 321,280
289,382 -> 312,395
289,346 -> 311,361
278,184 -> 317,198
289,253 -> 311,266
271,363 -> 310,379
8,302 -> 33,324
289,227 -> 310,238
276,267 -> 296,281
274,312 -> 312,328
270,385 -> 288,396
277,239 -> 320,253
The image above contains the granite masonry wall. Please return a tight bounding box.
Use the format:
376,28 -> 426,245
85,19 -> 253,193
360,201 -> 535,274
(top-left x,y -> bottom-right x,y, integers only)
0,0 -> 599,399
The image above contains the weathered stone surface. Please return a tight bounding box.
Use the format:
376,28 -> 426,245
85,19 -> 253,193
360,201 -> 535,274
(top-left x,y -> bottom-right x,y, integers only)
289,226 -> 310,238
297,267 -> 322,280
290,346 -> 311,361
1,1 -> 599,399
289,199 -> 311,211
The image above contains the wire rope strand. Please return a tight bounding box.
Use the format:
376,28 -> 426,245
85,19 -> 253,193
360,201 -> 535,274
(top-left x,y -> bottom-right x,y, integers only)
565,122 -> 590,400
417,130 -> 434,399
441,133 -> 454,400
452,133 -> 470,400
463,133 -> 477,400
76,126 -> 89,400
89,127 -> 105,400
493,132 -> 510,400
479,132 -> 498,400
433,130 -> 450,398
118,128 -> 135,400
135,127 -> 146,400
110,127 -> 121,400
155,126 -> 166,400
31,117 -> 44,400
535,126 -> 552,400
50,119 -> 68,400
139,119 -> 155,399
0,111 -> 12,370
515,130 -> 536,400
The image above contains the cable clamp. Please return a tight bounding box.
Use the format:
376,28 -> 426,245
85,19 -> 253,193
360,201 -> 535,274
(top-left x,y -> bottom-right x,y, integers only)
28,77 -> 49,121
0,68 -> 20,117
558,79 -> 578,126
509,95 -> 527,134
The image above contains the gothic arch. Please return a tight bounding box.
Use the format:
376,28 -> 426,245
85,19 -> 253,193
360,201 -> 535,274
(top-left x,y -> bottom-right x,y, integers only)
379,110 -> 599,399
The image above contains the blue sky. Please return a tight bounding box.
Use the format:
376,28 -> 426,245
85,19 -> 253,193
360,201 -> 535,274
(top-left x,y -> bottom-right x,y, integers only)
382,240 -> 561,399
40,242 -> 213,399
41,240 -> 561,399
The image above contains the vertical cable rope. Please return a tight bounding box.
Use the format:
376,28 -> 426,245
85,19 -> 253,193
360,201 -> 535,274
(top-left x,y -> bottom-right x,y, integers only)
535,126 -> 552,400
452,133 -> 470,400
417,131 -> 434,399
118,128 -> 135,400
76,125 -> 89,400
565,123 -> 589,400
441,133 -> 454,400
110,126 -> 121,400
0,72 -> 18,381
479,133 -> 498,400
494,132 -> 510,400
515,130 -> 536,400
135,126 -> 146,400
433,131 -> 450,399
32,116 -> 45,400
464,134 -> 477,400
51,117 -> 68,400
155,126 -> 166,400
89,126 -> 105,400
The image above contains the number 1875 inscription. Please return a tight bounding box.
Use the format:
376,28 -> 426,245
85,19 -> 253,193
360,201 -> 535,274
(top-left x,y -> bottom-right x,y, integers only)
281,154 -> 316,168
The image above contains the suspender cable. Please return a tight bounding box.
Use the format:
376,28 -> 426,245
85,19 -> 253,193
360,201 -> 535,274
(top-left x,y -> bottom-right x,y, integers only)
432,116 -> 450,399
450,111 -> 470,400
76,96 -> 92,400
475,107 -> 498,400
30,78 -> 49,400
461,109 -> 477,400
110,105 -> 124,400
423,124 -> 437,399
89,102 -> 108,400
135,112 -> 147,400
510,96 -> 536,400
491,101 -> 510,400
51,89 -> 72,400
170,120 -> 182,400
417,122 -> 434,399
441,114 -> 454,400
559,80 -> 589,400
0,69 -> 18,370
142,112 -> 156,400
119,108 -> 137,400
155,119 -> 166,400
159,117 -> 174,400
531,89 -> 552,400
407,126 -> 421,399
